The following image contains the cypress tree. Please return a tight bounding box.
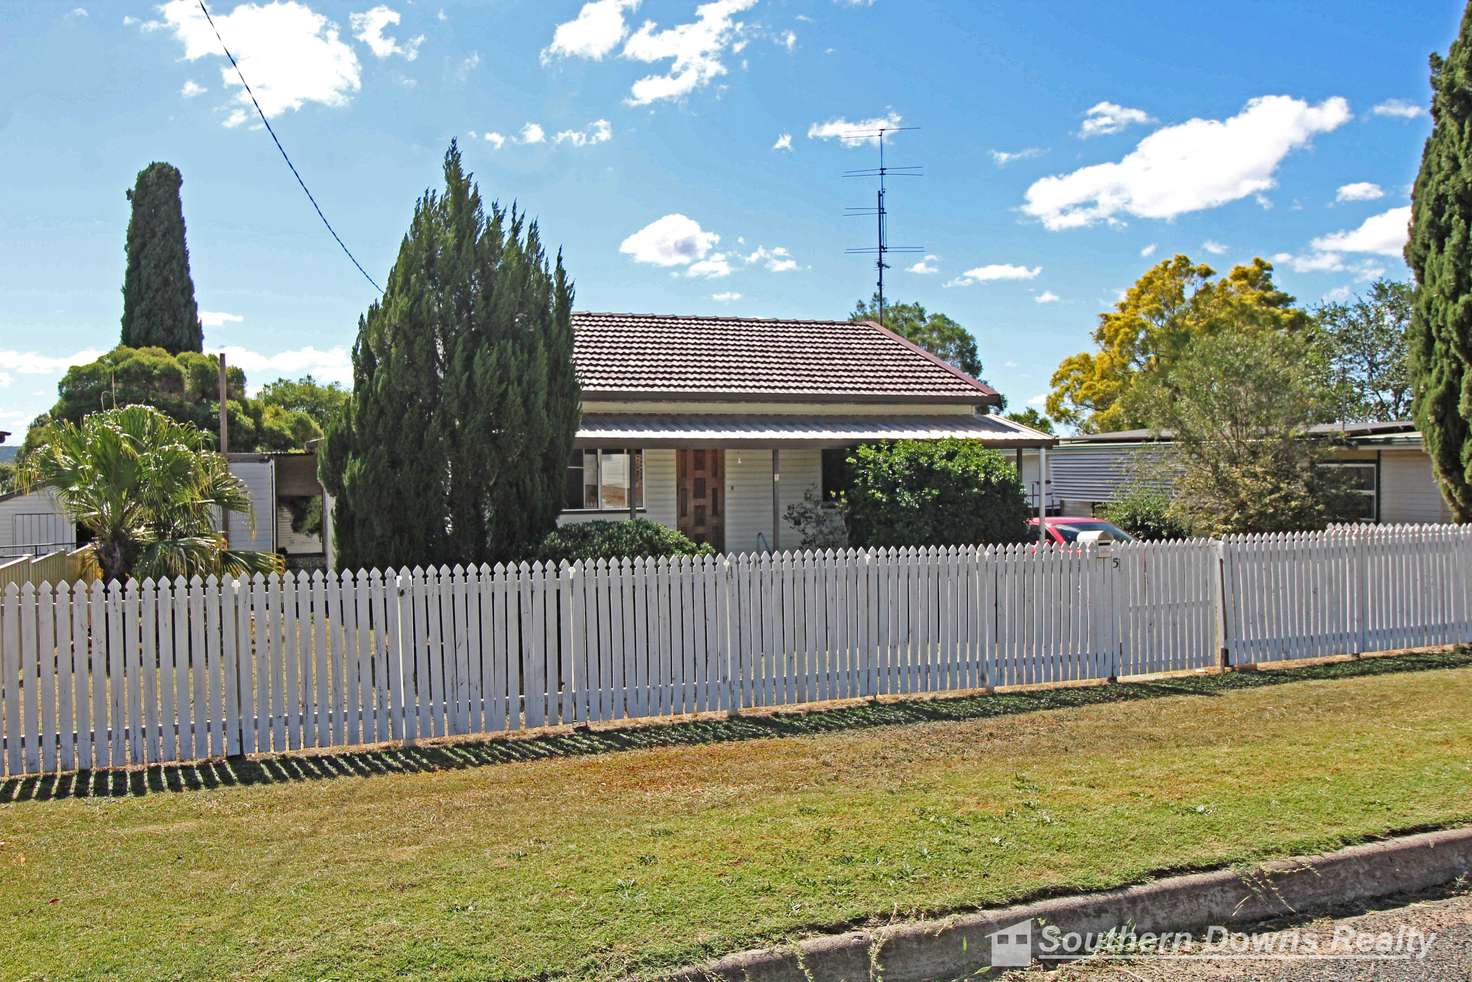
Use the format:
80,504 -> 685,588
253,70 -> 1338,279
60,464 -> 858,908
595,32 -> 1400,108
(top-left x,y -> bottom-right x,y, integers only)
1408,7 -> 1472,522
321,142 -> 579,569
120,163 -> 204,353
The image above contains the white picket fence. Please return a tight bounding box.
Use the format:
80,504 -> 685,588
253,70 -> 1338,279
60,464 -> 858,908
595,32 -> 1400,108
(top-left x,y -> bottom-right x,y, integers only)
0,526 -> 1466,778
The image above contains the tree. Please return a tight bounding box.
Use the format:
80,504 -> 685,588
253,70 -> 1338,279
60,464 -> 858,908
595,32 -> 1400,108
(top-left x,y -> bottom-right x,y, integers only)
844,439 -> 1030,547
17,405 -> 281,582
321,142 -> 580,569
120,163 -> 204,353
1137,331 -> 1353,536
1407,9 -> 1472,522
1004,407 -> 1055,435
850,295 -> 984,378
257,375 -> 349,429
1047,256 -> 1311,432
1315,279 -> 1414,422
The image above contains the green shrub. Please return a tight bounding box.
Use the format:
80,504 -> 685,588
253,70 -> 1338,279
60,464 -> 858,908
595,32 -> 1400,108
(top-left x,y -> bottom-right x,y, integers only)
1099,485 -> 1190,540
530,519 -> 714,564
844,439 -> 1030,547
783,488 -> 850,550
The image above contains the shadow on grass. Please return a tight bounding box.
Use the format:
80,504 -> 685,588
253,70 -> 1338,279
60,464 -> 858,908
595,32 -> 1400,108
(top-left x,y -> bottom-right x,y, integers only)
5,648 -> 1470,804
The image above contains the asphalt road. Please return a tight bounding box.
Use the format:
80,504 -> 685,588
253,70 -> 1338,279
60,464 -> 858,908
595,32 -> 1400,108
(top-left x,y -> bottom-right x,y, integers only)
1009,888 -> 1472,981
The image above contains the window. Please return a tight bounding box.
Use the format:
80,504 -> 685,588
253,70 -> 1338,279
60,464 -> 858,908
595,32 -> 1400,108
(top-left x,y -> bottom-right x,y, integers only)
1319,461 -> 1377,523
563,449 -> 645,511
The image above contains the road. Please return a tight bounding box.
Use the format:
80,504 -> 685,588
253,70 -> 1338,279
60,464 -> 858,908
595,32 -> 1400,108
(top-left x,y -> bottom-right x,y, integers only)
1008,889 -> 1472,980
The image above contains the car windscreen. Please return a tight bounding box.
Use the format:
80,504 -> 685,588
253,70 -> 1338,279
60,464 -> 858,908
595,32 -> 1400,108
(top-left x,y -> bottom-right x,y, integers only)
1052,521 -> 1133,543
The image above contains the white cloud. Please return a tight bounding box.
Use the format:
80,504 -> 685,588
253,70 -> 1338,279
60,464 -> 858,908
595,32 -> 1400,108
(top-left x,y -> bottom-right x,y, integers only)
744,245 -> 798,272
482,131 -> 506,149
542,0 -> 637,62
1201,239 -> 1228,255
458,51 -> 479,77
519,121 -> 546,144
200,310 -> 245,328
772,132 -> 793,151
122,15 -> 137,25
779,29 -> 796,51
1372,99 -> 1426,119
1322,285 -> 1353,302
1336,181 -> 1385,202
711,291 -> 743,302
1310,205 -> 1411,257
685,253 -> 733,278
1078,101 -> 1153,138
620,214 -> 721,268
1034,291 -> 1060,304
554,118 -> 612,146
1140,243 -> 1158,258
156,0 -> 362,125
907,254 -> 939,274
620,0 -> 755,105
807,112 -> 903,146
350,5 -> 424,61
991,147 -> 1042,167
219,345 -> 353,389
1026,393 -> 1046,407
0,348 -> 105,380
181,80 -> 206,97
945,264 -> 1042,287
1023,95 -> 1351,230
68,7 -> 88,17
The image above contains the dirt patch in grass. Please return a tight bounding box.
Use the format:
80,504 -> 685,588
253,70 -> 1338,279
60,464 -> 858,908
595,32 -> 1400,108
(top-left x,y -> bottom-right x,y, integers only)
2,651 -> 1470,980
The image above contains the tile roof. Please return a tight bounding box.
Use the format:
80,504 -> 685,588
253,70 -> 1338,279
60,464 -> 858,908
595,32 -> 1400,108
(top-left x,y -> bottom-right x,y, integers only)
571,312 -> 999,404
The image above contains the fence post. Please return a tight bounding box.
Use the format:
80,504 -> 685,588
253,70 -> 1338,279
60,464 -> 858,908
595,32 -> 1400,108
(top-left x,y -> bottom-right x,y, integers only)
1215,540 -> 1230,671
1355,531 -> 1369,657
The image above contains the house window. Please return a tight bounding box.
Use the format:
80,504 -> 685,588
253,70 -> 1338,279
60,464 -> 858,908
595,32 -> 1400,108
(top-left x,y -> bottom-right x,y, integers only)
1320,461 -> 1377,522
563,449 -> 644,511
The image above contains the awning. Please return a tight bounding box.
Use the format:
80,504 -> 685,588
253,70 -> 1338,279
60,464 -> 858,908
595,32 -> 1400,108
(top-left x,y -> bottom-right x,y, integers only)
575,413 -> 1056,449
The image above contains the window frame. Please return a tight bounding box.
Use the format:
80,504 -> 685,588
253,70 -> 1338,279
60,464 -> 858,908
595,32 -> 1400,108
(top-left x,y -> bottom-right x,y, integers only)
1318,460 -> 1378,523
563,448 -> 646,514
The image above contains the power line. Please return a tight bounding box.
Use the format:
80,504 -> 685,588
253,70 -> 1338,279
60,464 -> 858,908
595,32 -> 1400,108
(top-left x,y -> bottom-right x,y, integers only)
195,0 -> 383,294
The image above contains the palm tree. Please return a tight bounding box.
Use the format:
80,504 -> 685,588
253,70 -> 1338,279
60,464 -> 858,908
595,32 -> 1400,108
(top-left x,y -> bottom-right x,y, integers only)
17,405 -> 283,582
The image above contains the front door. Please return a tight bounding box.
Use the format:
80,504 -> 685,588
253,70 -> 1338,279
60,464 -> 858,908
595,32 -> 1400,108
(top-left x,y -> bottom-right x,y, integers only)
676,449 -> 725,551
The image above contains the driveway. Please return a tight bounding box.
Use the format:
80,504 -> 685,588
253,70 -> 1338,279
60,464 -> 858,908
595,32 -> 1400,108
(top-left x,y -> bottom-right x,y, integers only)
1009,888 -> 1472,981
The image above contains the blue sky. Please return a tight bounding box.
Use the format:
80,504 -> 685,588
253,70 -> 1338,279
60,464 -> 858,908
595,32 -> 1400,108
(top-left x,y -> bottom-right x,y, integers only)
0,0 -> 1456,444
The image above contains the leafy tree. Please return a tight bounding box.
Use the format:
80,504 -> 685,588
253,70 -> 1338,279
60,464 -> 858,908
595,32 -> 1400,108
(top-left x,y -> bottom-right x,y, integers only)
844,439 -> 1030,547
16,405 -> 281,582
120,163 -> 203,353
850,295 -> 984,378
1098,484 -> 1189,541
321,142 -> 580,569
1048,256 -> 1311,432
1136,331 -> 1353,536
1407,9 -> 1472,522
257,375 -> 349,431
1004,407 -> 1055,435
1314,279 -> 1413,422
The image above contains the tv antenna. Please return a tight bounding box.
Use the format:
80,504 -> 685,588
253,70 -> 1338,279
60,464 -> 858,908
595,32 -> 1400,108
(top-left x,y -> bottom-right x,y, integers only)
844,126 -> 923,325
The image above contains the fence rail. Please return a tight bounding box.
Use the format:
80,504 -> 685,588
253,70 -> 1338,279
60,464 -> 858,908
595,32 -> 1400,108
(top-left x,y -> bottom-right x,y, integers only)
1,525 -> 1467,778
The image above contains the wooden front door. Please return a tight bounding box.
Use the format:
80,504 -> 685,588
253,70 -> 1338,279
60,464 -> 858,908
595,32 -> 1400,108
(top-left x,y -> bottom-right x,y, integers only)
676,449 -> 725,551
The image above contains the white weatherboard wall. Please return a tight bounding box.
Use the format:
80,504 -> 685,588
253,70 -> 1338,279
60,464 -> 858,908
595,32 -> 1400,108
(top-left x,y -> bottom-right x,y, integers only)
722,449 -> 821,553
1381,450 -> 1452,524
227,461 -> 275,553
0,489 -> 73,558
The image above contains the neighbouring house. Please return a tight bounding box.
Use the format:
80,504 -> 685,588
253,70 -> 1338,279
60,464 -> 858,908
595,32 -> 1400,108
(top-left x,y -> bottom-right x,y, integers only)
0,449 -> 329,564
561,313 -> 1055,553
1023,420 -> 1452,524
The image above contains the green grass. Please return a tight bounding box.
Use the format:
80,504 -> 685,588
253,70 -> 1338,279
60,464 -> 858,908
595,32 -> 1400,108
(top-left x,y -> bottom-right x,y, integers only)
2,652 -> 1471,981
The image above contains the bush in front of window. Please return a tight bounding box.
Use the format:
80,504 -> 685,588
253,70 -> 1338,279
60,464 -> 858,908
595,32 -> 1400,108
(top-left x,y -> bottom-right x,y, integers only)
784,488 -> 851,550
531,519 -> 714,564
1098,485 -> 1190,541
844,439 -> 1031,547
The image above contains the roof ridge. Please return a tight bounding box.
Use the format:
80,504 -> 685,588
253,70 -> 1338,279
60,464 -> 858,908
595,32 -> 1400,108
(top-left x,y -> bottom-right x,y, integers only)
572,311 -> 864,327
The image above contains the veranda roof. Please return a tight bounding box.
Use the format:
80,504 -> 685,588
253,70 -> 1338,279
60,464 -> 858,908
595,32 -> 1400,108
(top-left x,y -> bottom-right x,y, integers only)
574,412 -> 1055,449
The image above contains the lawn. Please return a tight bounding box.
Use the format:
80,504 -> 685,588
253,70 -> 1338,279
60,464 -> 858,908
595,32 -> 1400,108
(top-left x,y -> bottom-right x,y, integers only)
2,652 -> 1471,981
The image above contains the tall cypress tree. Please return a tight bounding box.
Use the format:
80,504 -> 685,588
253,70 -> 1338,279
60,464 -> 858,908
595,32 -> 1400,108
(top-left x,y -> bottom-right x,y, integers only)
321,142 -> 579,569
1408,5 -> 1472,522
120,163 -> 204,353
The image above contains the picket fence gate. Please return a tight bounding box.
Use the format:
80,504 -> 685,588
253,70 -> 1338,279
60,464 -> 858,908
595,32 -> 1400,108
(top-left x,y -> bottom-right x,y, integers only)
0,526 -> 1466,779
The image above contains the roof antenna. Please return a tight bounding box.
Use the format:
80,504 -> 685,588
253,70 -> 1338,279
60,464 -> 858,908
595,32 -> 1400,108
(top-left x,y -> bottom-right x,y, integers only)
844,126 -> 923,326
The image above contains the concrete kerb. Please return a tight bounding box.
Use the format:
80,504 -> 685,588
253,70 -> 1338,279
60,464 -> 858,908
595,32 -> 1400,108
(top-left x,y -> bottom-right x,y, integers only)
662,826 -> 1472,981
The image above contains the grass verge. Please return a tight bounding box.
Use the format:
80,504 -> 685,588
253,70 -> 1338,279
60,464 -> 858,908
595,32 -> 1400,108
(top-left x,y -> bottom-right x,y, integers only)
2,651 -> 1470,980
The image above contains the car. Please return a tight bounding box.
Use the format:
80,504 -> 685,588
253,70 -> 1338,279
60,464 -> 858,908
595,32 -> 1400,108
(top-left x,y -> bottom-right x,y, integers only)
1027,515 -> 1136,545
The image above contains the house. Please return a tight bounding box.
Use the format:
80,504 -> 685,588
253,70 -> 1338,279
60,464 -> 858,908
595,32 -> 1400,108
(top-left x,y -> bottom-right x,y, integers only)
1028,420 -> 1452,524
0,450 -> 330,563
561,313 -> 1055,553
